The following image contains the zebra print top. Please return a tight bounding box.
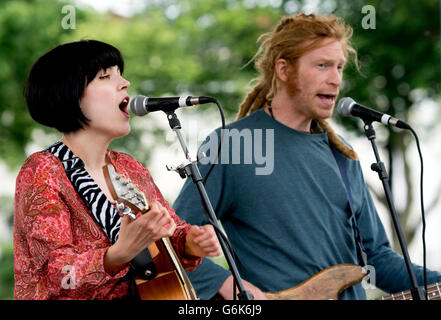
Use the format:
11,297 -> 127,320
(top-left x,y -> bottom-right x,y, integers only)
45,141 -> 121,243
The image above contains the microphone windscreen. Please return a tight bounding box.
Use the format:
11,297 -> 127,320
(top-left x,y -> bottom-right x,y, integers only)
337,97 -> 355,116
130,95 -> 149,116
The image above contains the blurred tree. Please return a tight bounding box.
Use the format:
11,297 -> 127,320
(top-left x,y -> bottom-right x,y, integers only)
0,242 -> 13,300
0,0 -> 87,168
0,195 -> 13,299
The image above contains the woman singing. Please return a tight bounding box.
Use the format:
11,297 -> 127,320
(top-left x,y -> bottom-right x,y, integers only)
13,40 -> 220,300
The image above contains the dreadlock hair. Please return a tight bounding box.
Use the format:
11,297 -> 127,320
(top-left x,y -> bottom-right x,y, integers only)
237,12 -> 358,160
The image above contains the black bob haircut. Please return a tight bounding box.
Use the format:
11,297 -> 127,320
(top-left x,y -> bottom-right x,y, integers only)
24,40 -> 124,133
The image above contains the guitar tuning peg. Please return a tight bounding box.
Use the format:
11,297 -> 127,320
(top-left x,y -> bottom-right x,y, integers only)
116,202 -> 125,212
116,202 -> 136,220
122,207 -> 131,214
123,208 -> 136,220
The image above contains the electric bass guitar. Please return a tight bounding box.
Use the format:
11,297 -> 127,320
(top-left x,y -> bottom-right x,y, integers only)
103,164 -> 197,300
264,264 -> 441,300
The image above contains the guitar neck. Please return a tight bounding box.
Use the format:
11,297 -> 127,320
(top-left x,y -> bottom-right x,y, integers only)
379,282 -> 441,300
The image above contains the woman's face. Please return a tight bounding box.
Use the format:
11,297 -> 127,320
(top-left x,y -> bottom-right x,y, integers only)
79,65 -> 131,140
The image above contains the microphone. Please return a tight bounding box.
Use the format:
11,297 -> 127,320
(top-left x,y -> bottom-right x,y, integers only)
130,95 -> 215,116
337,97 -> 410,129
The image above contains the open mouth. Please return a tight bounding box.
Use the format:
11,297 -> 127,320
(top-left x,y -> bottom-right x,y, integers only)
119,96 -> 130,117
317,93 -> 336,105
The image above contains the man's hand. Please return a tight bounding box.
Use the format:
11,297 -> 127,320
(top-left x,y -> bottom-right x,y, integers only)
218,275 -> 268,300
185,224 -> 221,258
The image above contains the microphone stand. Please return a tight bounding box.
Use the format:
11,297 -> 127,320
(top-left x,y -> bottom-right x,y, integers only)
362,121 -> 426,300
164,111 -> 254,301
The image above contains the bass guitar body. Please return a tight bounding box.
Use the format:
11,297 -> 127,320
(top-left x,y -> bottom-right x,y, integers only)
265,263 -> 441,300
265,264 -> 366,300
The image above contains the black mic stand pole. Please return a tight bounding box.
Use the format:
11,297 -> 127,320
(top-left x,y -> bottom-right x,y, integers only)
164,111 -> 254,300
362,121 -> 426,300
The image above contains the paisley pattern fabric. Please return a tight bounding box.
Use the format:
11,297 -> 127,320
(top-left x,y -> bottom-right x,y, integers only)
13,146 -> 201,300
45,141 -> 122,243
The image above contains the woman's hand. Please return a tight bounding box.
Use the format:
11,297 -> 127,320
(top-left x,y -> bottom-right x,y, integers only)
184,224 -> 221,258
104,201 -> 176,274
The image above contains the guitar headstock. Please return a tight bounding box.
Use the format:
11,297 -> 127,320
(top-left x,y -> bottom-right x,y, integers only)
103,164 -> 149,217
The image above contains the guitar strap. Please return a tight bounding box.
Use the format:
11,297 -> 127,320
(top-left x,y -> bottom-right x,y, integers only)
45,141 -> 158,281
331,146 -> 368,267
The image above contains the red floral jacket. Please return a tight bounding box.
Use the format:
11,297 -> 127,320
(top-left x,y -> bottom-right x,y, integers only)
13,149 -> 201,300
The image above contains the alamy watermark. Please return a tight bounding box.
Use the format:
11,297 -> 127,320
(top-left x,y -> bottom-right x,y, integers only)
61,5 -> 76,30
198,128 -> 275,176
60,4 -> 376,31
361,264 -> 376,290
61,265 -> 76,290
165,124 -> 275,176
362,5 -> 376,30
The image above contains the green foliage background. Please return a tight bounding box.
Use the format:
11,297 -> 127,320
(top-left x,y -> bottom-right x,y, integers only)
0,0 -> 439,299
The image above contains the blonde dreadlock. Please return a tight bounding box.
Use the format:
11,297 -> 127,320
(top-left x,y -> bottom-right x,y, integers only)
237,13 -> 358,160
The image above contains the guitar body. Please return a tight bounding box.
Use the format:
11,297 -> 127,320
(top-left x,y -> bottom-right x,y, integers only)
103,164 -> 197,300
135,238 -> 197,300
264,263 -> 441,300
265,264 -> 366,300
136,272 -> 187,300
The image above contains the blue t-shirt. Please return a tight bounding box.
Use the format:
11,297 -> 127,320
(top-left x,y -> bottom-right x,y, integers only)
173,109 -> 441,300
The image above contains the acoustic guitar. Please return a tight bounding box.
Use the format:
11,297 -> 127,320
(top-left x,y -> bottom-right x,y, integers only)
103,164 -> 197,300
264,263 -> 441,300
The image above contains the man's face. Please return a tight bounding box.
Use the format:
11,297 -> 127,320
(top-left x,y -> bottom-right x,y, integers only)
286,39 -> 346,120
